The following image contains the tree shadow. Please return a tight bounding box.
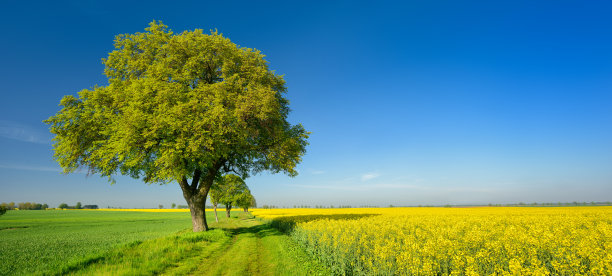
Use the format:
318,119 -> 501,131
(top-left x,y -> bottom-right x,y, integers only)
268,214 -> 380,233
206,214 -> 286,238
209,213 -> 380,238
227,223 -> 283,238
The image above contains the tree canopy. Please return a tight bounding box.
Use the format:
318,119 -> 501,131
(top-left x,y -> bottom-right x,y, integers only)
45,21 -> 308,231
235,188 -> 256,212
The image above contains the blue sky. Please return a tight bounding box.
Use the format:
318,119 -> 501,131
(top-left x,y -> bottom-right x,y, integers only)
1,0 -> 611,208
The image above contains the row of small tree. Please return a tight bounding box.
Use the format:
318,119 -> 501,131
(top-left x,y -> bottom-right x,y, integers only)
0,202 -> 49,210
57,202 -> 98,209
58,202 -> 80,209
209,174 -> 256,222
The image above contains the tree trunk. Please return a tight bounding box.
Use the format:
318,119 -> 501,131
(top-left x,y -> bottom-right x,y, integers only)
187,196 -> 207,232
178,166 -> 218,232
213,204 -> 219,222
225,205 -> 232,218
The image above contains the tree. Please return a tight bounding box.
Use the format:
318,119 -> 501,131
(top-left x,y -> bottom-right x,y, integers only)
211,174 -> 249,218
58,203 -> 68,209
236,189 -> 255,212
159,204 -> 164,209
76,202 -> 82,209
1,202 -> 15,210
44,21 -> 308,232
171,203 -> 176,209
0,206 -> 6,216
209,182 -> 221,223
17,202 -> 45,210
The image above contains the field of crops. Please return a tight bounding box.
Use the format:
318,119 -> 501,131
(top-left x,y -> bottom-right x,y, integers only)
0,209 -> 329,275
252,207 -> 612,275
0,210 -> 193,275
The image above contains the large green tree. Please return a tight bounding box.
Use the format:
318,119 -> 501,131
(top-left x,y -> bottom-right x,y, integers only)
45,21 -> 308,231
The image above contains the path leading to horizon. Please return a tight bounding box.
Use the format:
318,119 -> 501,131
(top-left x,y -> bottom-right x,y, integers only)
64,213 -> 329,275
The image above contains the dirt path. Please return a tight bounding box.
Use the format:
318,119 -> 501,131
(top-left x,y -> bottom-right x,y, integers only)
189,218 -> 279,275
63,214 -> 329,276
162,216 -> 326,276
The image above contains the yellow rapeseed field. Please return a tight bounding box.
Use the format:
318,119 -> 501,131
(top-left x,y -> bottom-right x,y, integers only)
252,207 -> 612,275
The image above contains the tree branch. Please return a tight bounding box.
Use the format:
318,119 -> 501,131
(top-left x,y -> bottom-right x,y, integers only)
197,158 -> 224,194
191,168 -> 202,190
222,159 -> 237,174
178,176 -> 192,198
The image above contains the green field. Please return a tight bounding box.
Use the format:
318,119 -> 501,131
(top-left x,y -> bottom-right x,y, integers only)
0,210 -> 329,275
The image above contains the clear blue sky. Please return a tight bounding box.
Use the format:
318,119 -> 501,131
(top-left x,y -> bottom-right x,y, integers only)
1,0 -> 611,208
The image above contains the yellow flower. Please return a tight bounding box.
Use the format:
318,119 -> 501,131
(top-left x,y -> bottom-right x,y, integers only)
251,206 -> 612,275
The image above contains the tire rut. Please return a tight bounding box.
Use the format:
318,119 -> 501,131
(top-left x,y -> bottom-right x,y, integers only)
160,232 -> 235,275
190,218 -> 262,275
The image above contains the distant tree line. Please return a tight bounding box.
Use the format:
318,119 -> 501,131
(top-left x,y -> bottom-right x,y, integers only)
278,202 -> 612,209
292,205 -> 348,208
290,205 -> 371,208
0,202 -> 16,210
1,202 -> 49,210
414,202 -> 612,207
492,201 -> 612,207
57,202 -> 98,209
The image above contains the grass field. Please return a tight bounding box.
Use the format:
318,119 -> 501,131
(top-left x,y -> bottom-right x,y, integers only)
0,209 -> 329,275
253,207 -> 612,275
0,210 -> 193,275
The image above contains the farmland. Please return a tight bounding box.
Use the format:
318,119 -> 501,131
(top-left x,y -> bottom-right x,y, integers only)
0,209 -> 328,275
2,207 -> 611,275
253,207 -> 612,275
0,210 -> 192,275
